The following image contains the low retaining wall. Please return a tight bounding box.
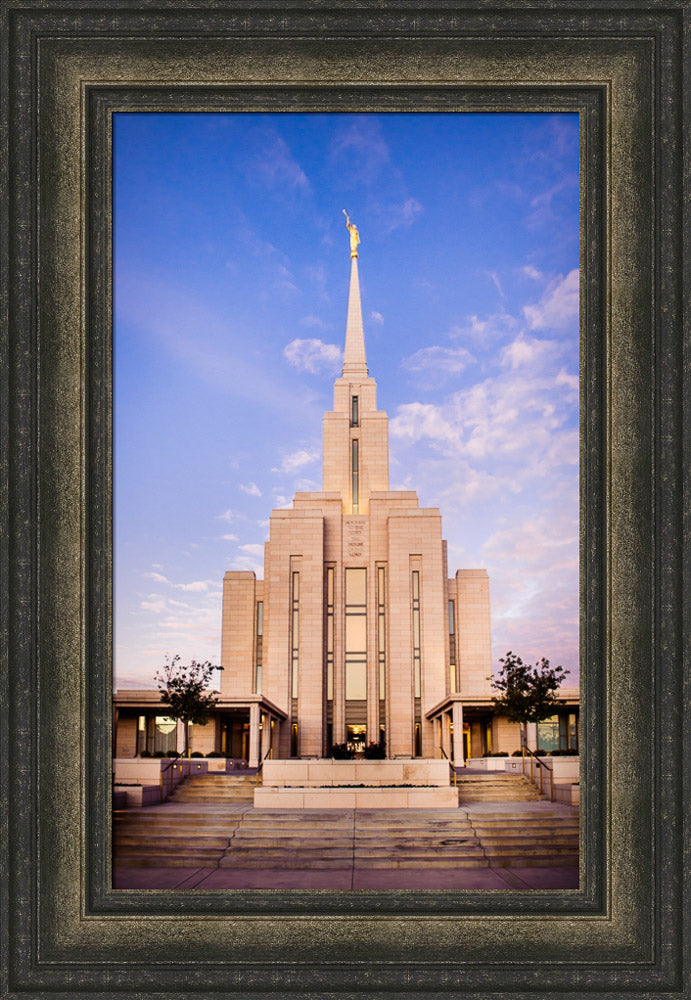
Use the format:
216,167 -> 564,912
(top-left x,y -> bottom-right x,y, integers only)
554,783 -> 580,806
257,759 -> 457,809
262,758 -> 451,787
113,784 -> 162,807
254,786 -> 460,809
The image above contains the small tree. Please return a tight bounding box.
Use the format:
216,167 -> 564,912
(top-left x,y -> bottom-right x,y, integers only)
155,654 -> 220,758
491,651 -> 568,757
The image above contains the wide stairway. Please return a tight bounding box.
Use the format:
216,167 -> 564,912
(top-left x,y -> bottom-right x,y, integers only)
166,773 -> 256,804
456,770 -> 545,802
218,810 -> 490,870
114,803 -> 578,871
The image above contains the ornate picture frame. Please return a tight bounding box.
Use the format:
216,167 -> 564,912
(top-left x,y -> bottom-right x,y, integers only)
2,3 -> 687,997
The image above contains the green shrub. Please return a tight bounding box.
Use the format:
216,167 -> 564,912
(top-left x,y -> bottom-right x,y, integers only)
490,751 -> 509,757
328,742 -> 354,760
165,750 -> 179,758
153,751 -> 166,758
511,749 -> 523,757
206,751 -> 224,758
191,751 -> 204,758
139,750 -> 151,757
363,741 -> 386,759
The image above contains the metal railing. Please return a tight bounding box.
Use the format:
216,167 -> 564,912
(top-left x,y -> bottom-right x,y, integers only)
438,746 -> 457,787
255,745 -> 273,785
523,746 -> 555,801
159,752 -> 187,799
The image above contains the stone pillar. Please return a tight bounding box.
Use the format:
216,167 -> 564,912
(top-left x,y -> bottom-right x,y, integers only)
452,702 -> 464,764
526,721 -> 537,752
441,711 -> 452,760
249,703 -> 260,767
258,712 -> 266,763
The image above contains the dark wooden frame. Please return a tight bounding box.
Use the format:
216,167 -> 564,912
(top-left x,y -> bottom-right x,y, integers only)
1,3 -> 687,997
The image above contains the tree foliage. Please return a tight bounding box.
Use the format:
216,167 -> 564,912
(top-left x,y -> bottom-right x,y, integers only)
491,650 -> 568,726
155,654 -> 220,755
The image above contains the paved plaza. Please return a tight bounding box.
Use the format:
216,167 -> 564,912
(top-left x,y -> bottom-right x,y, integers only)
113,798 -> 580,891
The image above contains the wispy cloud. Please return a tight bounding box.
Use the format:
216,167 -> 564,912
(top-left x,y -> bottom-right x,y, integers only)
283,338 -> 342,374
447,311 -> 518,345
380,197 -> 423,231
370,311 -> 384,325
521,264 -> 543,280
239,543 -> 265,557
239,482 -> 262,497
483,495 -> 579,672
300,314 -> 329,330
331,120 -> 390,182
390,367 -> 578,469
250,132 -> 309,190
402,345 -> 474,376
217,508 -> 241,523
277,448 -> 320,473
527,175 -> 578,227
523,269 -> 579,330
488,270 -> 505,299
500,332 -> 559,370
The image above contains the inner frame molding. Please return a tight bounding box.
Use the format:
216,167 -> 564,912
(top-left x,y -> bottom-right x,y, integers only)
2,5 -> 686,998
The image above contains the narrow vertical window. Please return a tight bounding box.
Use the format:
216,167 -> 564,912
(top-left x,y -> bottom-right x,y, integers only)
291,572 -> 299,699
325,567 -> 334,701
351,438 -> 359,513
377,565 -> 386,703
345,568 -> 367,702
448,598 -> 457,693
254,600 -> 263,693
411,566 -> 422,756
412,570 -> 421,698
351,395 -> 359,427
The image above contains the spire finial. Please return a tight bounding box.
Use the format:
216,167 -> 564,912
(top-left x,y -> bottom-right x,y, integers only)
343,210 -> 360,258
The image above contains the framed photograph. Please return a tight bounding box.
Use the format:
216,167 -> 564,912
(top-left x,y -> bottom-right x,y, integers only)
2,3 -> 687,997
111,109 -> 581,892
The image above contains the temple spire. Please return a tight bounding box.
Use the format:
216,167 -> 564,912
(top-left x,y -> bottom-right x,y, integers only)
341,212 -> 368,377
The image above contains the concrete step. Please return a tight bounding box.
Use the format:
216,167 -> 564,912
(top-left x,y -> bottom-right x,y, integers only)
114,801 -> 579,870
487,854 -> 579,868
455,774 -> 546,803
118,854 -> 226,868
166,775 -> 259,803
217,857 -> 352,870
115,835 -> 232,849
355,857 -> 490,870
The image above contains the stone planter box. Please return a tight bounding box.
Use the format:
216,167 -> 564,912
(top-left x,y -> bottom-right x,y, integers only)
554,782 -> 580,806
262,758 -> 451,787
254,785 -> 460,809
113,784 -> 162,807
465,756 -> 512,771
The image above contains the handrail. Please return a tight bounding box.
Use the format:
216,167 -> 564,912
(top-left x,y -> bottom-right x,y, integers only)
255,745 -> 273,785
159,752 -> 186,798
523,746 -> 554,801
438,746 -> 457,788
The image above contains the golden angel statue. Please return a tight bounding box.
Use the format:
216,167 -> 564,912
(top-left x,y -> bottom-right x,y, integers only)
343,210 -> 360,257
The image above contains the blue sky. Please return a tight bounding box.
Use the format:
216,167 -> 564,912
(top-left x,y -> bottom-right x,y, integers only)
114,111 -> 580,690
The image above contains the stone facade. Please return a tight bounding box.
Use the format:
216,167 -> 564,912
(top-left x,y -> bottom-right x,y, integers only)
114,241 -> 579,767
219,250 -> 495,764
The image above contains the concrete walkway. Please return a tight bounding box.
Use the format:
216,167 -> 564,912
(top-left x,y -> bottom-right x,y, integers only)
113,799 -> 579,891
113,863 -> 579,890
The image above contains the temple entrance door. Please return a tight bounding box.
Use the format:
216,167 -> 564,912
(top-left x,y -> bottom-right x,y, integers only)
221,711 -> 250,760
463,722 -> 471,761
347,724 -> 367,756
